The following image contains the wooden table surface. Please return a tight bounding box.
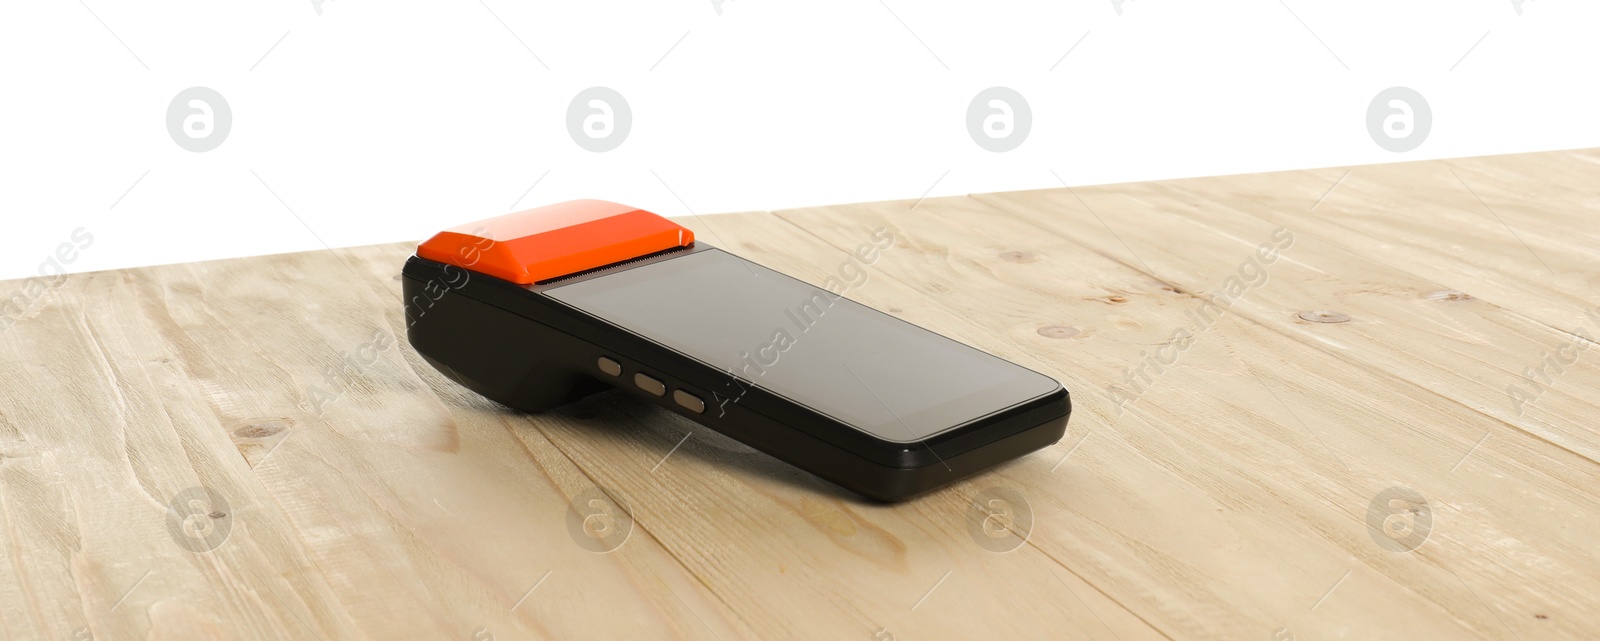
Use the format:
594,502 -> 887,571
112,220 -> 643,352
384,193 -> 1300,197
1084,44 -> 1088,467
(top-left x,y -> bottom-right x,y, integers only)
3,149 -> 1599,641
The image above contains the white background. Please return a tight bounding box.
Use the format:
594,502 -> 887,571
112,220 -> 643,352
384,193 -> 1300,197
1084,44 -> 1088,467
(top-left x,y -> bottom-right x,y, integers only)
2,0 -> 1594,281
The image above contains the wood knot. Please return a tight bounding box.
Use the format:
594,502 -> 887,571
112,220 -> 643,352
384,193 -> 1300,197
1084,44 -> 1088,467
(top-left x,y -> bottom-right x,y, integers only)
1298,310 -> 1351,324
235,418 -> 292,439
1425,290 -> 1473,302
1104,295 -> 1128,304
998,250 -> 1037,263
1037,325 -> 1081,339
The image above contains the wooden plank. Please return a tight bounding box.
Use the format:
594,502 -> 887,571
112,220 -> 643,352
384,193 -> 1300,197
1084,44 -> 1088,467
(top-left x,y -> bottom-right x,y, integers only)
2,148 -> 1596,641
0,263 -> 359,641
773,191 -> 1600,640
1154,149 -> 1600,339
1180,152 -> 1600,447
971,173 -> 1600,465
0,248 -> 755,641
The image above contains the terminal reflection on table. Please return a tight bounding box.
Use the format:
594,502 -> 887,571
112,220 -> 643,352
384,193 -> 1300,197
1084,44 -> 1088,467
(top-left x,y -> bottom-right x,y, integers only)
546,248 -> 1060,442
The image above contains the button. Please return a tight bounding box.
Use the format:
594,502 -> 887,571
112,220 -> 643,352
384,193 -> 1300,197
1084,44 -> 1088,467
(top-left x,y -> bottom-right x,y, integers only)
673,390 -> 705,414
634,373 -> 666,396
597,357 -> 622,376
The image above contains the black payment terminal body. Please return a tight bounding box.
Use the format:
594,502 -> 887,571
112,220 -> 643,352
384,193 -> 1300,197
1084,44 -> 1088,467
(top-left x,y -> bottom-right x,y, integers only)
402,200 -> 1070,501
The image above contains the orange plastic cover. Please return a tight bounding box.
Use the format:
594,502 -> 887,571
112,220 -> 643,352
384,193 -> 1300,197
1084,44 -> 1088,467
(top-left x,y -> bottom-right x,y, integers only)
417,199 -> 694,284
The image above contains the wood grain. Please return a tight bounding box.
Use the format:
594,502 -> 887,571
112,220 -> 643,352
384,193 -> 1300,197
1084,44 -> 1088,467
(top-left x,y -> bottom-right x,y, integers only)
1,149 -> 1595,640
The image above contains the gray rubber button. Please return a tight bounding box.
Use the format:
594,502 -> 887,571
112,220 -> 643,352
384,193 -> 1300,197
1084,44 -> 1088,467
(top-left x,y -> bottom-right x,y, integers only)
673,390 -> 705,413
634,373 -> 665,396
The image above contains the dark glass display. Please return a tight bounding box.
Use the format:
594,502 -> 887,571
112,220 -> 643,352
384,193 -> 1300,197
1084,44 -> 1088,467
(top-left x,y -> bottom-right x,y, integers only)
546,249 -> 1059,442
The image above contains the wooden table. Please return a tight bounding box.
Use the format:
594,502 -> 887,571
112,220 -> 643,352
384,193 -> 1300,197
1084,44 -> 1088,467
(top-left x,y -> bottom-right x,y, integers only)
3,149 -> 1598,641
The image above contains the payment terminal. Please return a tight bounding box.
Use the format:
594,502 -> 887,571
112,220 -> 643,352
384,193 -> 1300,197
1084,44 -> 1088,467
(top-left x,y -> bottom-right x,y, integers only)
402,199 -> 1069,501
